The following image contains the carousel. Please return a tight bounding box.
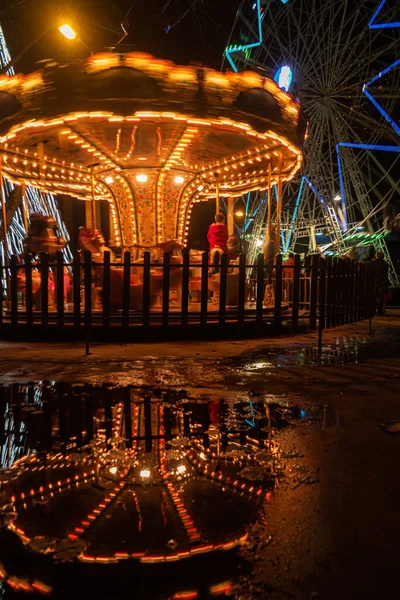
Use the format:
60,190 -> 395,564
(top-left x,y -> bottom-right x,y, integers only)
0,52 -> 306,317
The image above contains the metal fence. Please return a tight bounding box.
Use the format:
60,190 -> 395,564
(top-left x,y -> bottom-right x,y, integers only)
0,251 -> 375,340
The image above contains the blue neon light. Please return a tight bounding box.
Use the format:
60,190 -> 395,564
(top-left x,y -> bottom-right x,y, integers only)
274,65 -> 293,92
337,142 -> 400,153
362,58 -> 400,137
304,176 -> 325,205
369,0 -> 400,29
225,0 -> 263,73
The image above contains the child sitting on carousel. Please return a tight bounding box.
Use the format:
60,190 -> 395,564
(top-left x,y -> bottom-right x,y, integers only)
207,212 -> 229,272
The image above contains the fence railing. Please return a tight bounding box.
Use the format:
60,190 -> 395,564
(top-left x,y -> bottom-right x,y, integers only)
0,251 -> 376,339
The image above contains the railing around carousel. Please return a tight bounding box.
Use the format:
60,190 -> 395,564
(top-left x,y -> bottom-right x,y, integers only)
0,251 -> 375,340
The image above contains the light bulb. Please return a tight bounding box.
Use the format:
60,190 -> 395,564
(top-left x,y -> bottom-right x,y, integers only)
140,469 -> 151,478
174,176 -> 185,184
105,176 -> 114,184
136,174 -> 148,183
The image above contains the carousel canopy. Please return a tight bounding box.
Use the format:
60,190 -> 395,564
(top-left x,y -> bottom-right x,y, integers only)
0,53 -> 307,247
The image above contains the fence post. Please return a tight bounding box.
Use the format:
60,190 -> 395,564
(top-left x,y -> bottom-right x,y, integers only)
122,251 -> 131,331
354,262 -> 360,323
56,251 -> 64,330
348,260 -> 355,324
336,259 -> 343,325
181,250 -> 189,328
273,254 -> 283,331
325,257 -> 332,329
343,260 -> 350,325
83,250 -> 92,354
219,252 -> 228,330
25,253 -> 33,330
292,254 -> 300,333
367,262 -> 375,321
103,251 -> 110,330
10,254 -> 18,330
318,258 -> 326,359
340,260 -> 347,325
73,251 -> 80,329
309,254 -> 318,330
255,253 -> 264,328
331,258 -> 337,327
40,252 -> 49,330
237,253 -> 246,329
143,251 -> 150,329
200,252 -> 208,329
143,251 -> 151,330
162,252 -> 170,330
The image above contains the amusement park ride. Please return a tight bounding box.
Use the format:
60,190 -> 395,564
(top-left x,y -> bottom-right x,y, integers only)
223,0 -> 400,285
0,0 -> 398,287
0,46 -> 305,271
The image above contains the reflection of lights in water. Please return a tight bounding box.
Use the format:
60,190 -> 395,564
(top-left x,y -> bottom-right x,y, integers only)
140,469 -> 151,478
248,360 -> 274,370
109,466 -> 117,475
177,464 -> 186,474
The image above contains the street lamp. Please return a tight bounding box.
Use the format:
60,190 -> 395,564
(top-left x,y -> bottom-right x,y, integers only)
58,24 -> 78,40
0,23 -> 89,76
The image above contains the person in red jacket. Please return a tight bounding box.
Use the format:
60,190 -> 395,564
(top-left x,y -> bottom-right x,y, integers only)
207,212 -> 229,254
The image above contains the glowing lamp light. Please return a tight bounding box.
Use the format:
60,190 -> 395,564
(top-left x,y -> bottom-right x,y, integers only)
235,210 -> 244,217
140,469 -> 151,478
174,176 -> 185,184
274,65 -> 293,92
334,194 -> 341,201
197,185 -> 204,191
177,465 -> 186,474
109,466 -> 117,475
256,239 -> 264,247
136,174 -> 148,183
104,176 -> 114,184
137,157 -> 147,161
58,24 -> 78,40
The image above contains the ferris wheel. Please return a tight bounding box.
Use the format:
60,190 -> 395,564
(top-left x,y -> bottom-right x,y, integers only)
224,0 -> 400,284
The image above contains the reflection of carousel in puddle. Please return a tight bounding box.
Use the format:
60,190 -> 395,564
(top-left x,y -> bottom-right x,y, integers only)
0,386 -> 295,597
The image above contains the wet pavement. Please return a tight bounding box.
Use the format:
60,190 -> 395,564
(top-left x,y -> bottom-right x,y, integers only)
0,312 -> 399,599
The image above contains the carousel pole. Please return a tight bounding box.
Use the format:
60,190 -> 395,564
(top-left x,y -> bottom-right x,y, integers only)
90,166 -> 97,232
276,170 -> 282,251
0,167 -> 10,308
215,174 -> 220,214
0,169 -> 9,259
21,183 -> 29,232
227,197 -> 234,236
267,163 -> 272,241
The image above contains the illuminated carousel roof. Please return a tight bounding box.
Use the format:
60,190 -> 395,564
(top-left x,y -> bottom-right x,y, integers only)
0,53 -> 307,247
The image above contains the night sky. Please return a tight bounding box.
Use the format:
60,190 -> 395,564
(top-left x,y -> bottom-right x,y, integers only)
1,0 -> 241,73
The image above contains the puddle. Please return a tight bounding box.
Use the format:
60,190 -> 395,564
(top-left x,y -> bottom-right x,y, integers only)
238,336 -> 374,369
0,383 -> 334,599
